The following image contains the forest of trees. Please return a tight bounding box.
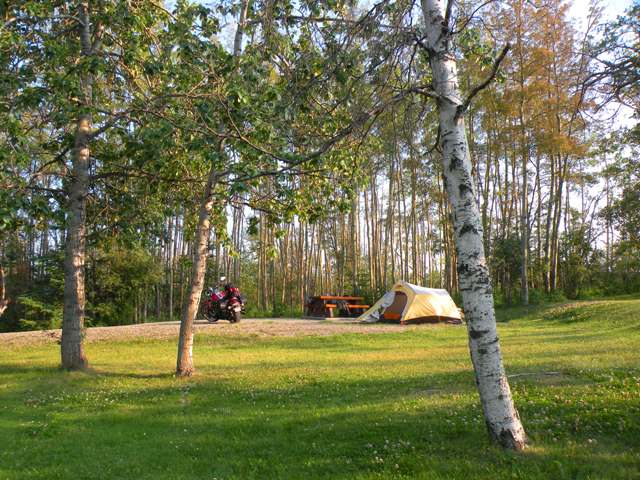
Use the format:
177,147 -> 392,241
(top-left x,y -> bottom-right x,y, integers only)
1,0 -> 638,332
3,0 -> 639,452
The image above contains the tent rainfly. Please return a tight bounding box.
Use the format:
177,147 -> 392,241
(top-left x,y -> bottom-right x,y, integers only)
358,281 -> 463,325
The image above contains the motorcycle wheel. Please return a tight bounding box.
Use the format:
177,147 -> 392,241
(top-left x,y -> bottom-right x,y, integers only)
204,311 -> 219,323
231,310 -> 241,323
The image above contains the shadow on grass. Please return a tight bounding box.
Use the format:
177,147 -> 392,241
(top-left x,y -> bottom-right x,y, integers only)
0,363 -> 175,380
1,361 -> 639,480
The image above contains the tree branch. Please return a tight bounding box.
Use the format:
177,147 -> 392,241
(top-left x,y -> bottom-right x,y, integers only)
456,43 -> 510,119
451,0 -> 497,35
444,0 -> 455,31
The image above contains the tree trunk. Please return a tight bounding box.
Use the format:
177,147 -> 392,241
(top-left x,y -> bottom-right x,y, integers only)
175,0 -> 248,376
515,9 -> 530,306
155,283 -> 161,320
176,165 -> 217,376
61,2 -> 93,370
143,283 -> 148,322
544,155 -> 555,293
0,264 -> 9,317
134,291 -> 139,324
61,119 -> 91,369
520,147 -> 529,306
421,0 -> 527,450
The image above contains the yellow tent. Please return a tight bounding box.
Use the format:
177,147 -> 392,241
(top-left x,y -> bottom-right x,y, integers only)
358,281 -> 462,324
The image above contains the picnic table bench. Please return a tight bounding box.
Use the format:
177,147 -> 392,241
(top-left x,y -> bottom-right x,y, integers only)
305,295 -> 370,318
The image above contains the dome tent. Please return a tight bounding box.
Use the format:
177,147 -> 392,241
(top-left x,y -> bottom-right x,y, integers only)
358,281 -> 462,325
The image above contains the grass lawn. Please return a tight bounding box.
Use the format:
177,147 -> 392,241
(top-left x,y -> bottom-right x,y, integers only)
1,299 -> 639,479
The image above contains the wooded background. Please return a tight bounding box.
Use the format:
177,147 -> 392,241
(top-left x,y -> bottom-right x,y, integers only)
1,0 -> 638,331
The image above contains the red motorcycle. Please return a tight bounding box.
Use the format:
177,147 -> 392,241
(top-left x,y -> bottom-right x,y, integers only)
201,284 -> 245,323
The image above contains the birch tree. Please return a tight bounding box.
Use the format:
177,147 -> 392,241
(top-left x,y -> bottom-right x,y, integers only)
419,0 -> 527,449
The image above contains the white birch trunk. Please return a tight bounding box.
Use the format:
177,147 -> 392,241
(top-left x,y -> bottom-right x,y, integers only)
421,0 -> 527,450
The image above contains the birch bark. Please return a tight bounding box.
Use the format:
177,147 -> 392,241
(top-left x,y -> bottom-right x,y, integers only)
420,0 -> 527,450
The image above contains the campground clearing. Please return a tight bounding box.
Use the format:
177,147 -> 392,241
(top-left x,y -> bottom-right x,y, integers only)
0,318 -> 408,348
1,299 -> 639,479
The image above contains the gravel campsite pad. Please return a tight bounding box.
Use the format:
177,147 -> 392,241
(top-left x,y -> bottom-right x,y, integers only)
0,319 -> 436,348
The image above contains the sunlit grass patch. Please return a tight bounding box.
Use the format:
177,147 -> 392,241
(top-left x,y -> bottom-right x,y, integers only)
1,299 -> 639,479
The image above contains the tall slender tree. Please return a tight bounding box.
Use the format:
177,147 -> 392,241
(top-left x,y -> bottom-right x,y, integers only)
61,1 -> 93,370
420,0 -> 527,450
176,0 -> 249,376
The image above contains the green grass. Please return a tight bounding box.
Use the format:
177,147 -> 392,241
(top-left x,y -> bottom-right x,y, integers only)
1,300 -> 639,479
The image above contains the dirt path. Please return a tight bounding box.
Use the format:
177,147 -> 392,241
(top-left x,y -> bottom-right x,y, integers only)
0,318 -> 431,348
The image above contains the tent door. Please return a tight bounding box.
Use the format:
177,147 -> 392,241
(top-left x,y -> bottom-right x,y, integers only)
383,292 -> 408,321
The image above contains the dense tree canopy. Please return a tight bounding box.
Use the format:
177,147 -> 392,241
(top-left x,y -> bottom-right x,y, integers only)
1,0 -> 637,327
1,0 -> 638,454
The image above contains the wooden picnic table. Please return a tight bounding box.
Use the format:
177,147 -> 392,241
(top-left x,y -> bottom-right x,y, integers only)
305,295 -> 370,318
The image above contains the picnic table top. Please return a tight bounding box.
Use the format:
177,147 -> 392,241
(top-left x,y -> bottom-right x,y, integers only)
313,295 -> 365,301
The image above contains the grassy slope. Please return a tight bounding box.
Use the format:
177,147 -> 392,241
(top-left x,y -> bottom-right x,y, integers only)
1,300 -> 639,480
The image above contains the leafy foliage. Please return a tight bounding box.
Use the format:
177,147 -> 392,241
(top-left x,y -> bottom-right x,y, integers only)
88,240 -> 163,326
1,0 -> 639,332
